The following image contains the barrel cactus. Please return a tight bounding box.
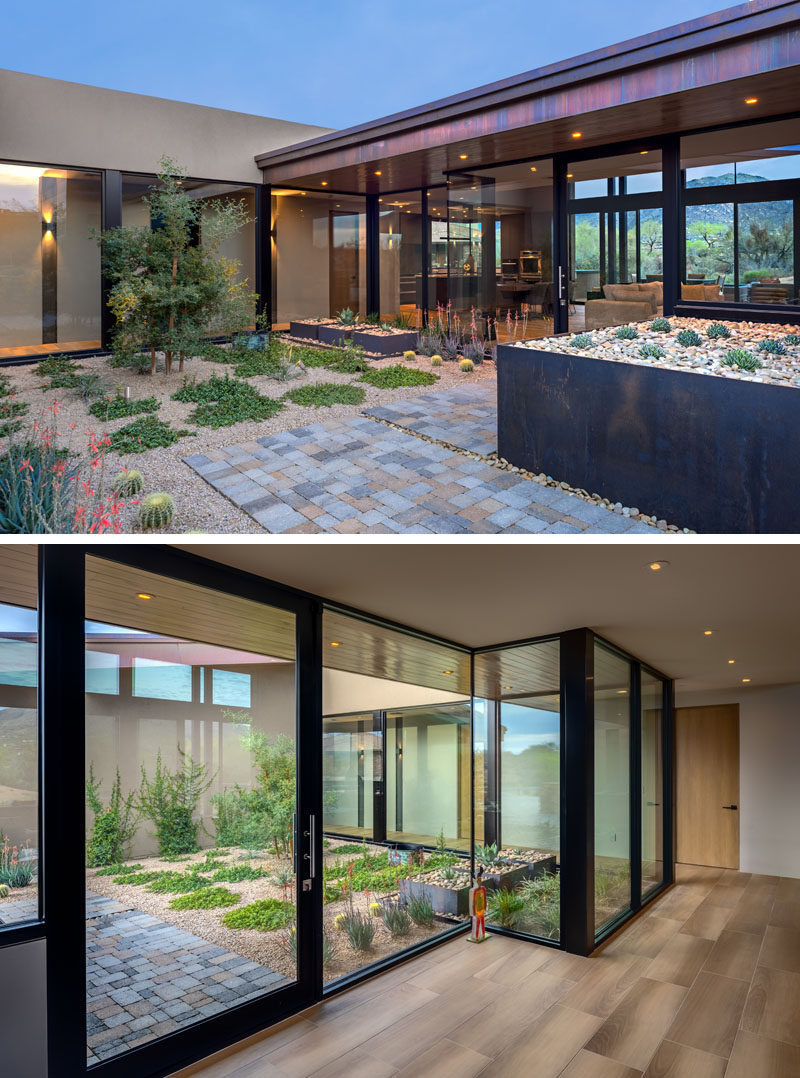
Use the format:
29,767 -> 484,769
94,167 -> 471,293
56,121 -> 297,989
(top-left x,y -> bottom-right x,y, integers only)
334,912 -> 347,932
112,469 -> 144,498
430,354 -> 443,366
0,884 -> 9,898
138,492 -> 176,531
369,901 -> 383,918
402,350 -> 416,362
459,358 -> 475,372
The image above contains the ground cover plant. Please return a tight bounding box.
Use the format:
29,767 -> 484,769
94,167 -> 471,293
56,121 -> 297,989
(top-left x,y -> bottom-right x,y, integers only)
89,393 -> 160,421
109,414 -> 192,454
169,886 -> 240,910
222,898 -> 294,931
0,374 -> 29,437
284,383 -> 365,408
172,374 -> 284,427
359,365 -> 438,389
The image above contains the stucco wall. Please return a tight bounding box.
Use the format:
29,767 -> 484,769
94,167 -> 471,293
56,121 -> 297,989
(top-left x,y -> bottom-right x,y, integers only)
0,69 -> 331,184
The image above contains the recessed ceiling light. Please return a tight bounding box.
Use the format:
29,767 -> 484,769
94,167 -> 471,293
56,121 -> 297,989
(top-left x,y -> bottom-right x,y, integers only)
703,630 -> 714,636
617,689 -> 628,695
374,170 -> 382,176
728,659 -> 735,664
459,153 -> 468,160
503,685 -> 512,690
442,669 -> 454,675
321,180 -> 328,186
530,166 -> 537,172
742,677 -> 751,683
136,593 -> 152,600
571,131 -> 582,138
566,173 -> 574,179
646,560 -> 670,571
329,641 -> 342,648
745,97 -> 759,105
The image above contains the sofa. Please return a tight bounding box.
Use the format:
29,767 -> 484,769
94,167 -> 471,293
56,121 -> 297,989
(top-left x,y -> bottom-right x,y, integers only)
584,282 -> 663,330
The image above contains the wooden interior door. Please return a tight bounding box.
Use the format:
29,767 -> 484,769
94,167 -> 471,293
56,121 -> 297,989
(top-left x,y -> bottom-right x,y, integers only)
676,704 -> 740,869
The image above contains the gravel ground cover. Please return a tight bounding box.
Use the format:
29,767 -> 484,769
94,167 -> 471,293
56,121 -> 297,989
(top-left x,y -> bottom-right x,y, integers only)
0,341 -> 493,534
524,315 -> 800,386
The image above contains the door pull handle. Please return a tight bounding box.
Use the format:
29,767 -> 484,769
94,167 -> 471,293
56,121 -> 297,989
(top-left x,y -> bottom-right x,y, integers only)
722,805 -> 738,810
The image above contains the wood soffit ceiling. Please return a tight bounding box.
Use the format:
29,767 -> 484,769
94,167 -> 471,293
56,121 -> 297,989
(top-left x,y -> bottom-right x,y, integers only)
257,4 -> 800,194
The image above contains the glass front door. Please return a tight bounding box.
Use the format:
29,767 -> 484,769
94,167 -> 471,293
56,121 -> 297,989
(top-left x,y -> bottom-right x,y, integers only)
84,557 -> 318,1065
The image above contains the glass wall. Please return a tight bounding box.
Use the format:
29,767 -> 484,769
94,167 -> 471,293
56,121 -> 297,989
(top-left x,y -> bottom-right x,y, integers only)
84,558 -> 298,1064
641,671 -> 664,898
427,186 -> 450,326
0,164 -> 102,360
594,643 -> 632,934
322,608 -> 470,985
446,161 -> 554,344
473,639 -> 561,941
379,191 -> 423,327
568,151 -> 664,332
0,547 -> 38,929
272,189 -> 366,326
681,119 -> 800,305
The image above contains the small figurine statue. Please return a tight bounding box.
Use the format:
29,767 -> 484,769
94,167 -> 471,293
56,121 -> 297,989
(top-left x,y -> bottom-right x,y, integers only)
468,866 -> 487,943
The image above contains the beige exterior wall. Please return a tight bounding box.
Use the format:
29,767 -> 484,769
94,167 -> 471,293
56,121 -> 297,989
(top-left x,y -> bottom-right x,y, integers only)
0,69 -> 331,184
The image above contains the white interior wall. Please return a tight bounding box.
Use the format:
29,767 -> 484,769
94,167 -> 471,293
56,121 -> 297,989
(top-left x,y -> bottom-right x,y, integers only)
676,683 -> 800,878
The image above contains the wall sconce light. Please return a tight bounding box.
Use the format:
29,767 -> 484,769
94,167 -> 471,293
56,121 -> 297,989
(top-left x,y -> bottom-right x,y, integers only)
42,217 -> 56,238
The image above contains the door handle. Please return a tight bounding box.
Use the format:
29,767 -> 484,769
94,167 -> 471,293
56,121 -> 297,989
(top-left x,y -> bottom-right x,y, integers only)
647,801 -> 661,806
303,814 -> 316,878
722,805 -> 738,810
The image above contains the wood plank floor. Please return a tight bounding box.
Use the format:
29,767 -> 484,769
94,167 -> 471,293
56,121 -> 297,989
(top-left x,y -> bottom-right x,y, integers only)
172,866 -> 800,1078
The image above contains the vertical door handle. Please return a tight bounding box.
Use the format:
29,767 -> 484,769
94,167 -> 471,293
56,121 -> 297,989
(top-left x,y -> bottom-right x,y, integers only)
722,805 -> 738,810
303,814 -> 316,877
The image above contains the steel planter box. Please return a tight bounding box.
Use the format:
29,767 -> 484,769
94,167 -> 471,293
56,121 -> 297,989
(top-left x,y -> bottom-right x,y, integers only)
352,330 -> 417,356
318,325 -> 354,347
289,321 -> 320,340
497,344 -> 800,533
402,877 -> 471,916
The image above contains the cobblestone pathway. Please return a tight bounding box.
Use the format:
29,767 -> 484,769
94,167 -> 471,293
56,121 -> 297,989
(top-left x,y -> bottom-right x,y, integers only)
85,891 -> 289,1063
184,386 -> 654,534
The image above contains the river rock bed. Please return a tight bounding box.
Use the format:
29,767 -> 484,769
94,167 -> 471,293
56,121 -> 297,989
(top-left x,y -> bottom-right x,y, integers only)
518,316 -> 800,386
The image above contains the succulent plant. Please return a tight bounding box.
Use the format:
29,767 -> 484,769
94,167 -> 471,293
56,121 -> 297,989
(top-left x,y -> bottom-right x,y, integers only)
650,317 -> 672,332
369,901 -> 383,918
757,338 -> 787,355
430,354 -> 443,366
570,334 -> 592,349
676,329 -> 702,347
402,350 -> 416,362
639,342 -> 665,359
336,307 -> 357,326
112,469 -> 144,498
458,358 -> 475,372
138,492 -> 176,531
0,884 -> 9,898
615,325 -> 639,340
784,333 -> 800,345
334,912 -> 347,931
721,349 -> 762,372
706,322 -> 731,339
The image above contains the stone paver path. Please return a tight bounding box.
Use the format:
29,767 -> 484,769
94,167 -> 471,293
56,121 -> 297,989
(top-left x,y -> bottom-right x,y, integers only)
365,384 -> 497,455
85,891 -> 289,1063
185,404 -> 654,535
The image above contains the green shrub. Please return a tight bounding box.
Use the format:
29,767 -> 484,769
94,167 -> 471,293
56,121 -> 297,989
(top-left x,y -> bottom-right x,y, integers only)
518,874 -> 560,939
757,338 -> 787,355
706,322 -> 731,339
650,318 -> 672,332
284,383 -> 366,407
222,898 -> 295,932
113,869 -> 163,886
406,894 -> 435,927
381,902 -> 412,937
342,910 -> 376,950
89,394 -> 160,421
676,329 -> 702,347
169,886 -> 240,910
85,764 -> 139,867
212,733 -> 296,856
145,870 -> 213,894
721,349 -> 762,372
138,492 -> 176,531
36,355 -> 82,378
330,844 -> 365,855
615,326 -> 639,340
211,864 -> 266,883
332,345 -> 371,373
109,415 -> 191,454
570,334 -> 592,349
639,342 -> 665,360
359,366 -> 438,389
487,887 -> 526,928
138,748 -> 215,857
172,374 -> 283,427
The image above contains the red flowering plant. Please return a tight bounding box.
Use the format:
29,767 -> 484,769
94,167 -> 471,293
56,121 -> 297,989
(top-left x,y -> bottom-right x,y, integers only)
0,832 -> 36,888
0,397 -> 139,533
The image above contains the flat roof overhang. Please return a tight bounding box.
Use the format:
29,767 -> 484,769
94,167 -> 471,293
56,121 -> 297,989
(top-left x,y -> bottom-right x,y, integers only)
256,0 -> 800,193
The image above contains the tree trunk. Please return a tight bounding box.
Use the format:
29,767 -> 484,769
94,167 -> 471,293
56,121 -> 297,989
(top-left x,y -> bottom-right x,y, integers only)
166,249 -> 178,375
